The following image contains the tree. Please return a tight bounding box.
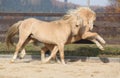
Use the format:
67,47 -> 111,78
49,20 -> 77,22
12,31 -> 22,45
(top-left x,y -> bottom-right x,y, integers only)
108,0 -> 120,12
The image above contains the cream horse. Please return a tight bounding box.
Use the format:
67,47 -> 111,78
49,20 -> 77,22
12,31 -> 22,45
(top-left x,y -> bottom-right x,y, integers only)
19,31 -> 105,63
38,7 -> 106,63
6,10 -> 82,64
19,7 -> 105,63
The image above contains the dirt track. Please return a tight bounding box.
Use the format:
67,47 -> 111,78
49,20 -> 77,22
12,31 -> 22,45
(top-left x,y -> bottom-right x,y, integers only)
0,58 -> 120,78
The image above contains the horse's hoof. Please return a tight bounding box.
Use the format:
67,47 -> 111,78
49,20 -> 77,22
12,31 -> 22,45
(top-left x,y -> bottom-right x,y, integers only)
10,60 -> 15,63
41,61 -> 48,64
100,48 -> 105,51
18,53 -> 25,59
61,61 -> 66,65
56,60 -> 61,64
18,56 -> 23,59
50,60 -> 57,64
19,57 -> 23,59
41,60 -> 50,64
62,63 -> 66,65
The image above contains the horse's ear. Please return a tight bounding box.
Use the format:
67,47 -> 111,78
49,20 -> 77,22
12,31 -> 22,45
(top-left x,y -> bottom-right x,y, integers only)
63,15 -> 71,20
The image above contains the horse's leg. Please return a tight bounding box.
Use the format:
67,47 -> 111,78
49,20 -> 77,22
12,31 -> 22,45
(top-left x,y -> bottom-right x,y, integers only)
11,40 -> 26,63
45,44 -> 60,63
81,32 -> 106,50
11,32 -> 30,63
44,44 -> 65,64
19,38 -> 32,59
58,44 -> 65,64
95,35 -> 106,44
89,39 -> 104,50
82,32 -> 106,44
53,54 -> 61,63
41,46 -> 49,62
82,32 -> 106,45
41,44 -> 60,63
43,45 -> 58,63
19,49 -> 26,59
81,32 -> 98,39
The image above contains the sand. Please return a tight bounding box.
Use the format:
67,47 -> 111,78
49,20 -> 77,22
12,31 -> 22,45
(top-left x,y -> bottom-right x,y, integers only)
0,58 -> 120,78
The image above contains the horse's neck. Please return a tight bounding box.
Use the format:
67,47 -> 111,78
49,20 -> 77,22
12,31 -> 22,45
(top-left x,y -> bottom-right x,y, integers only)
62,19 -> 72,33
58,19 -> 73,39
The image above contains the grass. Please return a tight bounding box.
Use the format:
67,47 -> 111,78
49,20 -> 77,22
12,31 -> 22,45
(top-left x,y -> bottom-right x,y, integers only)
0,43 -> 120,57
64,44 -> 120,57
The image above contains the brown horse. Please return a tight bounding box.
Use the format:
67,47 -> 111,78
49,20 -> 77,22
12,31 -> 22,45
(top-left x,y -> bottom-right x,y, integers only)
19,7 -> 105,63
6,10 -> 82,64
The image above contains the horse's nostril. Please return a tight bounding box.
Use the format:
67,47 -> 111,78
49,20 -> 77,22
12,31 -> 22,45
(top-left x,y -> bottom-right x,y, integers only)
76,25 -> 79,27
93,24 -> 96,27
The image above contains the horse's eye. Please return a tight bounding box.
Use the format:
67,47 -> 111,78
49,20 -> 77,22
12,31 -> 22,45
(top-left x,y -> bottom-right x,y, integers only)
76,25 -> 79,27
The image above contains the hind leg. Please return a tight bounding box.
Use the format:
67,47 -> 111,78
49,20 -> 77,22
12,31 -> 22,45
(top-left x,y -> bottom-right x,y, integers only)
11,33 -> 30,63
19,39 -> 33,59
11,40 -> 25,63
41,46 -> 49,62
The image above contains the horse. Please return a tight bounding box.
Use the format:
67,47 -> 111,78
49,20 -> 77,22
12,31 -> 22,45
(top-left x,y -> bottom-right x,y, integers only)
6,10 -> 83,64
37,7 -> 106,63
19,30 -> 105,63
19,7 -> 105,63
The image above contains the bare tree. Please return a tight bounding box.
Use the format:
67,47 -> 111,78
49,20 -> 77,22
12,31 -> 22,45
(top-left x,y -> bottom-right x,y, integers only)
108,0 -> 120,12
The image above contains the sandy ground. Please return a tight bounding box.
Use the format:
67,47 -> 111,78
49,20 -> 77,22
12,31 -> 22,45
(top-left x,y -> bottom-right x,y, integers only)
0,58 -> 120,78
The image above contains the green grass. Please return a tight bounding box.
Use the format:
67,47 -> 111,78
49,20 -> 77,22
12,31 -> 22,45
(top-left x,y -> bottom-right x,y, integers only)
64,44 -> 120,57
0,43 -> 120,57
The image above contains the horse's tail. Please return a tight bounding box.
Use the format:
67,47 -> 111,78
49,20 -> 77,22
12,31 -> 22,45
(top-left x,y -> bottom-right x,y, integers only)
5,21 -> 22,48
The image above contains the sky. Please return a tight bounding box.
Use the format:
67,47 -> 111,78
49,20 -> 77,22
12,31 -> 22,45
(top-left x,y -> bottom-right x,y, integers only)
58,0 -> 109,6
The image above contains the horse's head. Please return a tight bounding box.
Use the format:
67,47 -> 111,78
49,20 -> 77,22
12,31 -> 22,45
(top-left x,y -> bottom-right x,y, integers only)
62,14 -> 82,36
71,14 -> 83,36
76,7 -> 96,31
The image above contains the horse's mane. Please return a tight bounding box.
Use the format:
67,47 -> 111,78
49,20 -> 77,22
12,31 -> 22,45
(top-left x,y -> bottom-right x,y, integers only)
62,7 -> 96,20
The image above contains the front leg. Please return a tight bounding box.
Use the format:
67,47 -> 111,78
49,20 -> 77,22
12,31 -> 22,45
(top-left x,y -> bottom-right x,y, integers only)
41,44 -> 61,63
82,32 -> 106,44
95,35 -> 106,45
43,46 -> 58,63
81,32 -> 106,50
89,38 -> 104,50
19,49 -> 26,59
58,44 -> 65,64
81,32 -> 98,39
